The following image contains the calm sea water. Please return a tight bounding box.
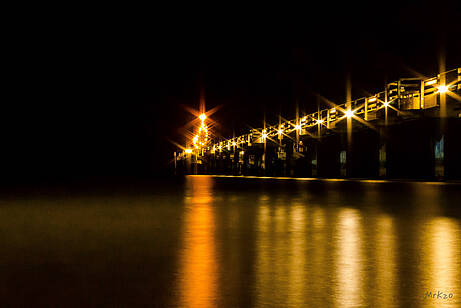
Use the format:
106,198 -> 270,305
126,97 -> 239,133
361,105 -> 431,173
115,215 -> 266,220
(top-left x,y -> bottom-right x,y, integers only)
1,176 -> 460,307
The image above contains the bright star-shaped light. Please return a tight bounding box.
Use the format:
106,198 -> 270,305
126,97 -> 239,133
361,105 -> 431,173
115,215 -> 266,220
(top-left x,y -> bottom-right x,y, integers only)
438,85 -> 449,94
345,110 -> 354,118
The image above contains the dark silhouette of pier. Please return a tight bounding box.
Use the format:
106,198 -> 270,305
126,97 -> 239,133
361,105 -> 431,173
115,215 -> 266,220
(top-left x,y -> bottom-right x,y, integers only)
176,68 -> 461,180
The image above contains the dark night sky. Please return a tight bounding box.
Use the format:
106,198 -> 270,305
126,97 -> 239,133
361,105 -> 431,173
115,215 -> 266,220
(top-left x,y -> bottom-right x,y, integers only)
2,5 -> 460,182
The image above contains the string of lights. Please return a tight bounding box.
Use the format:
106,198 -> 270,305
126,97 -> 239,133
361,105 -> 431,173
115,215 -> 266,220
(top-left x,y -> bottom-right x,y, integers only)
181,68 -> 460,157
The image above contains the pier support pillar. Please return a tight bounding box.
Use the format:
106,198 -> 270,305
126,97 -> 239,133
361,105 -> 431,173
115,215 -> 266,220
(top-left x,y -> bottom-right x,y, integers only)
434,134 -> 445,179
311,144 -> 318,177
379,143 -> 387,177
340,150 -> 347,177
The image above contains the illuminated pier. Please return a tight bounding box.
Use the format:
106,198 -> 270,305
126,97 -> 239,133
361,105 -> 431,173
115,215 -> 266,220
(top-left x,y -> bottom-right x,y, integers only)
175,68 -> 461,180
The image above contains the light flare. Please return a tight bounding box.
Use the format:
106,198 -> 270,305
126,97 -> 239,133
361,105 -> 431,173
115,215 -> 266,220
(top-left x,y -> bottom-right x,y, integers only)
438,85 -> 449,93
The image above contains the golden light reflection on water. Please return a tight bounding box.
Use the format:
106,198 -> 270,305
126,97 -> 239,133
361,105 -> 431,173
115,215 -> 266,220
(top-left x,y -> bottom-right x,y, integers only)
310,206 -> 328,303
179,176 -> 217,308
334,208 -> 364,308
273,203 -> 289,304
175,176 -> 461,308
255,198 -> 309,307
419,217 -> 461,307
255,198 -> 271,307
375,214 -> 397,308
287,203 -> 307,307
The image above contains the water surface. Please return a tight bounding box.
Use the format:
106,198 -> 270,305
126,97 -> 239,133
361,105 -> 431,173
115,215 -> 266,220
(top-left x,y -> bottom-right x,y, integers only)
1,176 -> 460,307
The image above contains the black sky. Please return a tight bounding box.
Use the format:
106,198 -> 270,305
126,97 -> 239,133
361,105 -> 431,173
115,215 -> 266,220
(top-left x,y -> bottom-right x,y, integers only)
3,5 -> 460,183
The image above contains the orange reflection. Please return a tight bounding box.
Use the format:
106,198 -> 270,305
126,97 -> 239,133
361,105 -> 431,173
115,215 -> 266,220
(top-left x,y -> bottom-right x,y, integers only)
254,199 -> 271,307
179,176 -> 217,308
334,208 -> 364,308
273,203 -> 289,305
255,197 -> 309,307
419,217 -> 461,307
287,203 -> 307,307
309,206 -> 328,305
375,214 -> 397,308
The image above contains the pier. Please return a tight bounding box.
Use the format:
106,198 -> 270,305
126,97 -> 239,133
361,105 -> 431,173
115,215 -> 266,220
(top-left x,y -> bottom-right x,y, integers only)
175,68 -> 461,180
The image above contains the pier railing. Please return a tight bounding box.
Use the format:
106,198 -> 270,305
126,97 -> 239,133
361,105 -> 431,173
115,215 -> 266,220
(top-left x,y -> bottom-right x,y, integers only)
179,68 -> 460,159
